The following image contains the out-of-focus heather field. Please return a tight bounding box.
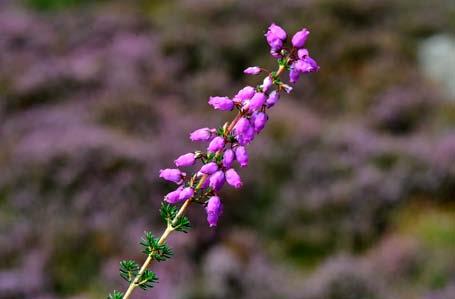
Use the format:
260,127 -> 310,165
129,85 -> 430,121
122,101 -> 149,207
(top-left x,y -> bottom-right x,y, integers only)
1,0 -> 455,298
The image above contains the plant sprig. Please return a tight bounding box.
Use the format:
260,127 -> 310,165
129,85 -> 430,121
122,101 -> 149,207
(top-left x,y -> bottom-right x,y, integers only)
107,23 -> 319,299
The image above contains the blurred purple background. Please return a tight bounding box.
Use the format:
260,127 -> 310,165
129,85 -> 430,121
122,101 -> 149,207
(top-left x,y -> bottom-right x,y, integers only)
0,0 -> 454,298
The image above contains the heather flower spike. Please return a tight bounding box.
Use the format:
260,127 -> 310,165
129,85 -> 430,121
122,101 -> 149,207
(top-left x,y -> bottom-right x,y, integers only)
112,23 -> 319,299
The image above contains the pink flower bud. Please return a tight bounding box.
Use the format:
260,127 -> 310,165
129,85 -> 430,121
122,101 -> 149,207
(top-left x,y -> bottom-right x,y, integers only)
207,136 -> 225,152
266,90 -> 280,108
269,23 -> 287,40
267,37 -> 283,51
237,126 -> 255,146
234,117 -> 251,135
262,76 -> 273,93
200,162 -> 219,175
190,128 -> 212,141
265,23 -> 287,51
295,56 -> 319,73
159,168 -> 185,184
243,66 -> 261,75
222,149 -> 235,168
292,28 -> 310,48
178,187 -> 194,201
233,86 -> 255,104
206,196 -> 223,227
252,112 -> 268,133
235,146 -> 248,167
248,92 -> 266,111
174,153 -> 196,167
225,168 -> 242,189
289,66 -> 301,83
208,96 -> 234,111
164,186 -> 184,204
209,170 -> 225,191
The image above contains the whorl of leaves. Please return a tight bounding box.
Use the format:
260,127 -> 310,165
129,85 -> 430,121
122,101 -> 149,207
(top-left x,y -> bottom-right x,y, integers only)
140,231 -> 173,261
136,270 -> 158,290
107,290 -> 124,299
160,203 -> 191,233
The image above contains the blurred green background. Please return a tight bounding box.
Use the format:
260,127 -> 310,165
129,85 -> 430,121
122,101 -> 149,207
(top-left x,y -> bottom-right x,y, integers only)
0,0 -> 454,298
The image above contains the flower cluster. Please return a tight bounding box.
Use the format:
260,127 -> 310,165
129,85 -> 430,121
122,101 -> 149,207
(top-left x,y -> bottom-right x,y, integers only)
109,23 -> 318,299
159,23 -> 319,227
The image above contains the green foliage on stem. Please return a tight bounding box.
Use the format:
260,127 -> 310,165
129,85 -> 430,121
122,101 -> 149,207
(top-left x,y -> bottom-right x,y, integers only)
160,203 -> 191,233
160,202 -> 176,223
173,215 -> 191,233
140,231 -> 173,261
136,270 -> 158,290
119,260 -> 140,283
119,259 -> 159,290
206,152 -> 216,161
107,290 -> 124,299
226,134 -> 237,143
216,127 -> 224,136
